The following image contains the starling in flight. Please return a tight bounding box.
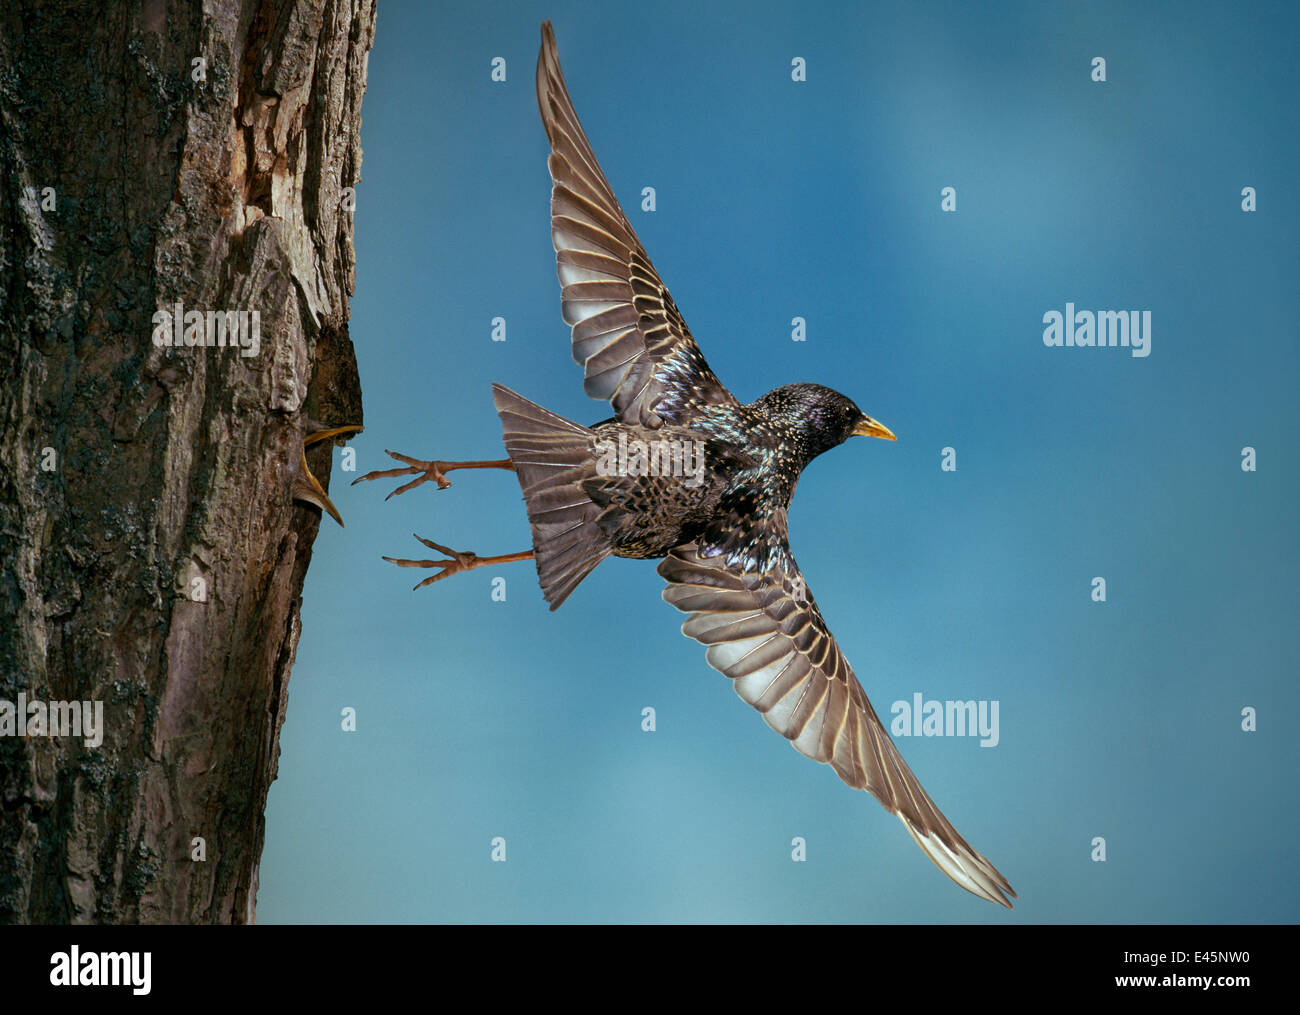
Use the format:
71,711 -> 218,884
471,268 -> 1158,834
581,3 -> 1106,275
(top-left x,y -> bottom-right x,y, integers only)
357,21 -> 1016,909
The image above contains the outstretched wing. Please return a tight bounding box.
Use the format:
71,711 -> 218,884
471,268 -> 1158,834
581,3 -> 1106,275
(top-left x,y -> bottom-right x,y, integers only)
659,543 -> 1017,908
536,21 -> 737,428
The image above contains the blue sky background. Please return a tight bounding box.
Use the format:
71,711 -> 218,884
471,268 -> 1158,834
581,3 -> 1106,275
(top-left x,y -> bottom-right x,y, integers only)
258,0 -> 1299,923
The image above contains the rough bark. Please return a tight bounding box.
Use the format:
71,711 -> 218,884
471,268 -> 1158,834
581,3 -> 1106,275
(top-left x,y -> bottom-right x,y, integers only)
0,0 -> 374,923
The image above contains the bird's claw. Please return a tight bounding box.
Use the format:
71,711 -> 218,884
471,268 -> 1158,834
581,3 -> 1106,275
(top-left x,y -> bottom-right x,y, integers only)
383,534 -> 480,589
352,450 -> 453,499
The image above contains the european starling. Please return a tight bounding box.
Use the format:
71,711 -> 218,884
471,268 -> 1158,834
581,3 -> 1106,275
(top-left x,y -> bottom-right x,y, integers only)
357,20 -> 1016,909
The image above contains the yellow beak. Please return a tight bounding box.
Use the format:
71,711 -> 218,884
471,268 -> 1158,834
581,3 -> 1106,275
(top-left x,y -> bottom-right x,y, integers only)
852,416 -> 897,441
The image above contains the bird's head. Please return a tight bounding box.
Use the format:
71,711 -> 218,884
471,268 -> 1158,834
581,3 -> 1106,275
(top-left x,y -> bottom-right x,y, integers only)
756,383 -> 896,463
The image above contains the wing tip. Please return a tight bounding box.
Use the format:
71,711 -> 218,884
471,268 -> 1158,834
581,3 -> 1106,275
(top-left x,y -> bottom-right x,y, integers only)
901,817 -> 1016,909
537,21 -> 561,136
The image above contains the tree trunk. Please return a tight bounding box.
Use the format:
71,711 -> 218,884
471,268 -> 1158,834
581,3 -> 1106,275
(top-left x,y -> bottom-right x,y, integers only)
0,0 -> 374,923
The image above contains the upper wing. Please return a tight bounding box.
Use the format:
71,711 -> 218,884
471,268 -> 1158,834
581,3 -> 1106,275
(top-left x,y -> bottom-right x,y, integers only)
659,543 -> 1017,908
536,21 -> 737,428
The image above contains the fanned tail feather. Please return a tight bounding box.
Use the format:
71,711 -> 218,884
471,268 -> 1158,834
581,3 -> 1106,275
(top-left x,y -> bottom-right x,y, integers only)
492,383 -> 611,609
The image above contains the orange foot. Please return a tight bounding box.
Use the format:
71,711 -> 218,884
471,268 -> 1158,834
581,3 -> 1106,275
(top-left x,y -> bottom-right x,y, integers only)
383,535 -> 534,590
352,451 -> 514,500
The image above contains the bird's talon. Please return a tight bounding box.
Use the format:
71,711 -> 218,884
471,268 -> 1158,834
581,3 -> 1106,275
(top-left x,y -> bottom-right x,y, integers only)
351,449 -> 453,497
353,452 -> 514,497
381,535 -> 529,590
383,535 -> 483,588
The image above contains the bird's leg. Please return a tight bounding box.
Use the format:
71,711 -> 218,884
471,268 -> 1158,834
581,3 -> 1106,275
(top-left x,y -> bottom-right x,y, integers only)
351,450 -> 515,499
384,534 -> 534,590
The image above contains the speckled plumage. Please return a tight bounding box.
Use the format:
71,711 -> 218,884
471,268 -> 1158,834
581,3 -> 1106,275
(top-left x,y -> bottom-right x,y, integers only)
487,22 -> 1017,909
558,384 -> 867,571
